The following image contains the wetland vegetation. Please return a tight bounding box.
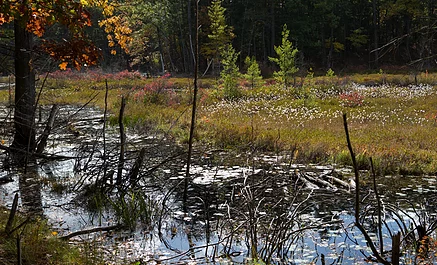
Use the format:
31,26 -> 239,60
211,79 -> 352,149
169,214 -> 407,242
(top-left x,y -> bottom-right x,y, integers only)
1,70 -> 437,264
2,0 -> 437,264
4,69 -> 437,175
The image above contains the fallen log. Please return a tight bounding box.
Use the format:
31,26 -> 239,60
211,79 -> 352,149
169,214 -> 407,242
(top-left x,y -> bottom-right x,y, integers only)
297,172 -> 319,190
324,175 -> 353,190
294,170 -> 352,192
303,172 -> 339,191
60,225 -> 121,240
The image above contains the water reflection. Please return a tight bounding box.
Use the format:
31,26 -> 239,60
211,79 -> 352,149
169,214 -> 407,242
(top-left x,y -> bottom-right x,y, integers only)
18,165 -> 43,215
1,105 -> 437,264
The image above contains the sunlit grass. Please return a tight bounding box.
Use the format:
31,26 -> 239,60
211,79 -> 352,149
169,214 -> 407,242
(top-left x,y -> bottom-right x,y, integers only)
2,70 -> 437,174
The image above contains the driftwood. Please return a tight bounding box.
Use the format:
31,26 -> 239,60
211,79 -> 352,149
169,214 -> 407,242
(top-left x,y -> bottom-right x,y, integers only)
324,175 -> 352,190
60,225 -> 121,240
298,173 -> 319,190
36,104 -> 59,154
295,170 -> 353,192
303,172 -> 339,191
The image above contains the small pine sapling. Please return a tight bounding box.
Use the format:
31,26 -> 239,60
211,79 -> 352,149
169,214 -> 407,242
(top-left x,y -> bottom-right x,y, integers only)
221,44 -> 241,99
269,24 -> 299,90
244,56 -> 262,89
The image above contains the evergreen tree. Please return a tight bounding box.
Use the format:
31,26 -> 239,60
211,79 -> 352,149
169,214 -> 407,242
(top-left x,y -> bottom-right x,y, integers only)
203,0 -> 235,75
244,56 -> 262,89
221,44 -> 241,99
269,24 -> 299,90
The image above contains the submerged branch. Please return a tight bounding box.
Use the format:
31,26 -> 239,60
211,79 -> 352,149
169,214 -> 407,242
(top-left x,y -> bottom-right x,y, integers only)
60,225 -> 122,240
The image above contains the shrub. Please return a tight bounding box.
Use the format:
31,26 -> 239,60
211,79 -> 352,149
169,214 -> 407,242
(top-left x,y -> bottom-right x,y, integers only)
133,72 -> 176,105
338,91 -> 364,107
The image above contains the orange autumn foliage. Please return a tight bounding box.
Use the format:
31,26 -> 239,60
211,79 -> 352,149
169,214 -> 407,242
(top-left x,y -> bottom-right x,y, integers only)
0,0 -> 129,70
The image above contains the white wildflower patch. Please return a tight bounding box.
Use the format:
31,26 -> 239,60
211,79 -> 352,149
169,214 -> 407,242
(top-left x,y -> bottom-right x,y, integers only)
347,83 -> 435,99
202,83 -> 437,128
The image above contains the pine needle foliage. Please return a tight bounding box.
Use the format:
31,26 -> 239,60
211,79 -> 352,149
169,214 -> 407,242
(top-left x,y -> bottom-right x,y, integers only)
269,24 -> 299,90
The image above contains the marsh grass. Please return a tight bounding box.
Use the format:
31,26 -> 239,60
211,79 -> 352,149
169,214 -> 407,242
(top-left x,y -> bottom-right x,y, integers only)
2,70 -> 437,174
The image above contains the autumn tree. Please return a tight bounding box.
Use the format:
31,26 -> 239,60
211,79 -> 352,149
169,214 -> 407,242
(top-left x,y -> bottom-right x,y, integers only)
0,0 -> 111,159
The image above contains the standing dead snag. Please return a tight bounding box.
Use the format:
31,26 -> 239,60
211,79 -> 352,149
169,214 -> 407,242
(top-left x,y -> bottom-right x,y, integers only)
128,148 -> 146,186
5,193 -> 19,235
184,0 -> 200,209
36,104 -> 59,154
117,96 -> 126,186
343,113 -> 391,265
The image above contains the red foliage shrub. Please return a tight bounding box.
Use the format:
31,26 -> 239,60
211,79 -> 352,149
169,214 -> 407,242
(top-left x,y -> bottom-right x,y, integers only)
338,91 -> 364,107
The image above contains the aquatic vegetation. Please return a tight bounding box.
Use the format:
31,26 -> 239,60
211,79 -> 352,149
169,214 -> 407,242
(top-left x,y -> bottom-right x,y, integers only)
0,206 -> 104,265
1,98 -> 436,264
195,80 -> 437,174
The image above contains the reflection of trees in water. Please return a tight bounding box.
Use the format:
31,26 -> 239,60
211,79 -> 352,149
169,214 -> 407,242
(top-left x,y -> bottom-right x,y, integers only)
18,166 -> 43,215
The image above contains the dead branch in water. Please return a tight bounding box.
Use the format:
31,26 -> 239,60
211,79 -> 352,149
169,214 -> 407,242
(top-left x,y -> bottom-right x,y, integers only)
343,113 -> 391,265
36,104 -> 59,154
60,225 -> 122,240
117,96 -> 126,186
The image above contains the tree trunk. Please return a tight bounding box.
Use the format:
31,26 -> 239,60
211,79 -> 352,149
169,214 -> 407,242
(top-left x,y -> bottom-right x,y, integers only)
12,18 -> 36,154
269,0 -> 275,58
372,0 -> 379,69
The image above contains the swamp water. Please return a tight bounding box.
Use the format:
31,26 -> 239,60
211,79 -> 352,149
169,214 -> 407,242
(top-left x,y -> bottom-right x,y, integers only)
0,105 -> 436,264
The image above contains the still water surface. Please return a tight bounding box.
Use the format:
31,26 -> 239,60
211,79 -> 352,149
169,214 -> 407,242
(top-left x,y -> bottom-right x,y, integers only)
0,105 -> 436,264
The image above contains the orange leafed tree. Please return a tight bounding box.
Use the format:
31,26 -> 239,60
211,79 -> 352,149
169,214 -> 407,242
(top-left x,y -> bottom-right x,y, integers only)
0,0 -> 123,158
0,0 -> 102,70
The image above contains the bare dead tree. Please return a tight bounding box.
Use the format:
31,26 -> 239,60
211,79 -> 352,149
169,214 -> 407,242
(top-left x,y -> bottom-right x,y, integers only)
184,0 -> 200,209
343,113 -> 391,265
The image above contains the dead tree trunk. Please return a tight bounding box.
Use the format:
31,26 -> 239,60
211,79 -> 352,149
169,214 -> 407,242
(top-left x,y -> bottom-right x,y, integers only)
343,114 -> 391,265
5,193 -> 19,235
128,148 -> 146,186
12,17 -> 36,156
184,0 -> 199,209
116,96 -> 126,186
36,105 -> 58,154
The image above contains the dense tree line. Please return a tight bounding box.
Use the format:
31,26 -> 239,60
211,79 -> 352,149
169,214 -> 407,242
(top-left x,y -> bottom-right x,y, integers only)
106,0 -> 437,75
1,0 -> 437,77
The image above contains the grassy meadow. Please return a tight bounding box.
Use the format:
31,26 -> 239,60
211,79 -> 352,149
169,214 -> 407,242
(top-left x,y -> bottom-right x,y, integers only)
2,69 -> 437,175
